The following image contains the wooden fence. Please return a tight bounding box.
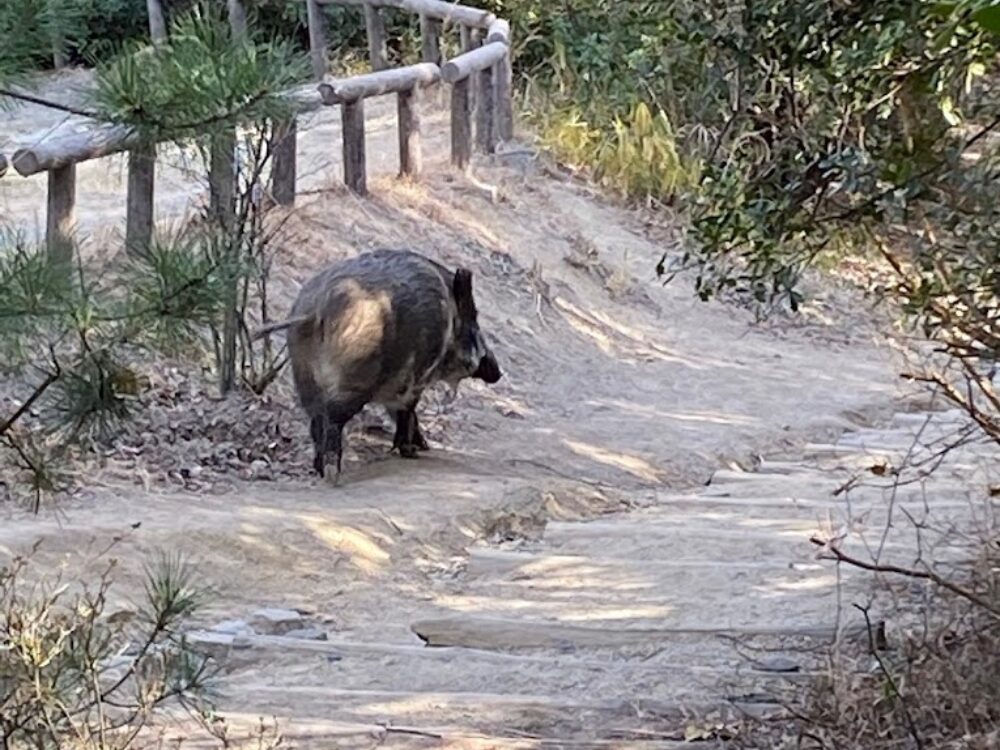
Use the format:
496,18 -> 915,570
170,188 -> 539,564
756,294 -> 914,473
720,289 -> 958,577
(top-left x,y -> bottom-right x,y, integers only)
0,0 -> 514,258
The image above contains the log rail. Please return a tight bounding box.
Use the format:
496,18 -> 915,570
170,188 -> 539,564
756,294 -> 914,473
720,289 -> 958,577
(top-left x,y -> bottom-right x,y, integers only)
0,0 -> 514,256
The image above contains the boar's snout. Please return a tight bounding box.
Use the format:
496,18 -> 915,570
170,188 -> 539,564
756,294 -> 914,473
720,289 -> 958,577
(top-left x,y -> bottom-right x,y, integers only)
474,350 -> 502,384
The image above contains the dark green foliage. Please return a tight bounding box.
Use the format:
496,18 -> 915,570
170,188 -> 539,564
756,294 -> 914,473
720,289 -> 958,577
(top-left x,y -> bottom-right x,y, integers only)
122,223 -> 230,353
250,0 -> 368,57
1,0 -> 369,69
0,0 -> 85,85
17,0 -> 371,68
0,239 -> 125,444
0,230 -> 75,356
70,0 -> 152,64
672,0 -> 1000,310
48,348 -> 137,441
90,2 -> 311,141
482,0 -> 676,114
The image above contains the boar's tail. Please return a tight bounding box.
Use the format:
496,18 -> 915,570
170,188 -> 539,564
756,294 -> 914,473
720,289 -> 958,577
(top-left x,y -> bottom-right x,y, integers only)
250,315 -> 311,341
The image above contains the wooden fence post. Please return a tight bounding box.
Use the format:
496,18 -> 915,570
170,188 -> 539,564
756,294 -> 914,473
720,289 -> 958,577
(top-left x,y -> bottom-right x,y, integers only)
126,146 -> 156,254
443,42 -> 508,170
305,0 -> 327,79
210,0 -> 245,227
476,60 -> 495,154
271,120 -> 297,205
216,0 -> 247,396
460,26 -> 482,113
271,0 -> 327,208
342,99 -> 367,194
451,77 -> 472,172
494,50 -> 513,143
49,0 -> 67,70
419,14 -> 440,65
146,0 -> 167,44
125,0 -> 167,256
209,146 -> 237,228
397,86 -> 421,178
420,13 -> 446,107
364,4 -> 389,71
45,5 -> 76,266
46,164 -> 76,265
226,0 -> 248,36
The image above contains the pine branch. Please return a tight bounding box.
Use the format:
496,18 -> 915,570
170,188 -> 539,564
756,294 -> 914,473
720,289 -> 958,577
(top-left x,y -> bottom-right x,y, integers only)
0,87 -> 100,118
0,360 -> 60,437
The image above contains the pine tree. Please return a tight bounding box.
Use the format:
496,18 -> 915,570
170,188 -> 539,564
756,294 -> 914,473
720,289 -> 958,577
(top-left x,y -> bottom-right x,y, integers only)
1,1 -> 310,506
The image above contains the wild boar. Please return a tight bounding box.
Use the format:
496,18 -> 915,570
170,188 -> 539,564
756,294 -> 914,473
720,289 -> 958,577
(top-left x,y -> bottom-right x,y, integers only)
254,248 -> 502,481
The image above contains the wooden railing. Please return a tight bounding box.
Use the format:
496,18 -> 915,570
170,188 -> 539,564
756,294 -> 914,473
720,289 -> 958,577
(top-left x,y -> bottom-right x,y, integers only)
0,0 -> 513,257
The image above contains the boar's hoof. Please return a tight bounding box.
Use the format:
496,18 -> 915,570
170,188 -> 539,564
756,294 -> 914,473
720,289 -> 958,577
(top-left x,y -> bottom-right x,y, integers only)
393,409 -> 430,457
413,427 -> 430,452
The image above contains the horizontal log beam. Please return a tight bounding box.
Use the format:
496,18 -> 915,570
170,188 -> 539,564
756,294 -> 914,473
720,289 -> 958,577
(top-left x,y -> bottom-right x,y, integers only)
486,18 -> 509,44
283,83 -> 326,114
442,41 -> 507,83
10,85 -> 323,177
316,0 -> 495,29
318,62 -> 440,104
13,125 -> 138,176
411,614 -> 873,651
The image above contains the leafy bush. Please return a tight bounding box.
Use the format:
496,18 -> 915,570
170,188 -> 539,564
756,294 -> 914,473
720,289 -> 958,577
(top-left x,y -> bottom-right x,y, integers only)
497,1 -> 1000,313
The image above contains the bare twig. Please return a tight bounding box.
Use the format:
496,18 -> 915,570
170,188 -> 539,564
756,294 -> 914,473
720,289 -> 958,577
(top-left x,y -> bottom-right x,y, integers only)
811,536 -> 1000,617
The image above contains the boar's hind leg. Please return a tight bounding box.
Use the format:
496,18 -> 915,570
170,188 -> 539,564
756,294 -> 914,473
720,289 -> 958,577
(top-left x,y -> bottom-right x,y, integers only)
393,404 -> 429,458
311,396 -> 368,480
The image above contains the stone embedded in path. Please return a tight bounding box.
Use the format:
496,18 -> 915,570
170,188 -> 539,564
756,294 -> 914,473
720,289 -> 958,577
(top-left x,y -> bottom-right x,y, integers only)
250,608 -> 305,636
211,618 -> 255,636
283,627 -> 328,641
752,656 -> 801,673
186,630 -> 250,659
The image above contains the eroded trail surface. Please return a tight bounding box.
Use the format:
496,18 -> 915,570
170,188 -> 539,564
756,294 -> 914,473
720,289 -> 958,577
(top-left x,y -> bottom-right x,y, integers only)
4,71 -> 993,748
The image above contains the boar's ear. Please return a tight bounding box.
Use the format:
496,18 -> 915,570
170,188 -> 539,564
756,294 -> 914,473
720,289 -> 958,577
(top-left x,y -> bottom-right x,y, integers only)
453,268 -> 478,320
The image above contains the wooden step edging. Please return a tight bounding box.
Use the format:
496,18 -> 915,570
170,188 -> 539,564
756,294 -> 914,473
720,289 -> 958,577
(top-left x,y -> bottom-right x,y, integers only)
222,684 -> 790,724
409,614 -> 874,651
184,630 -> 820,680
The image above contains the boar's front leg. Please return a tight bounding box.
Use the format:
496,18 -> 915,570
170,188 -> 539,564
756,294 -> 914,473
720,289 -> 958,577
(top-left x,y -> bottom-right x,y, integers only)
309,413 -> 329,476
393,403 -> 430,458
